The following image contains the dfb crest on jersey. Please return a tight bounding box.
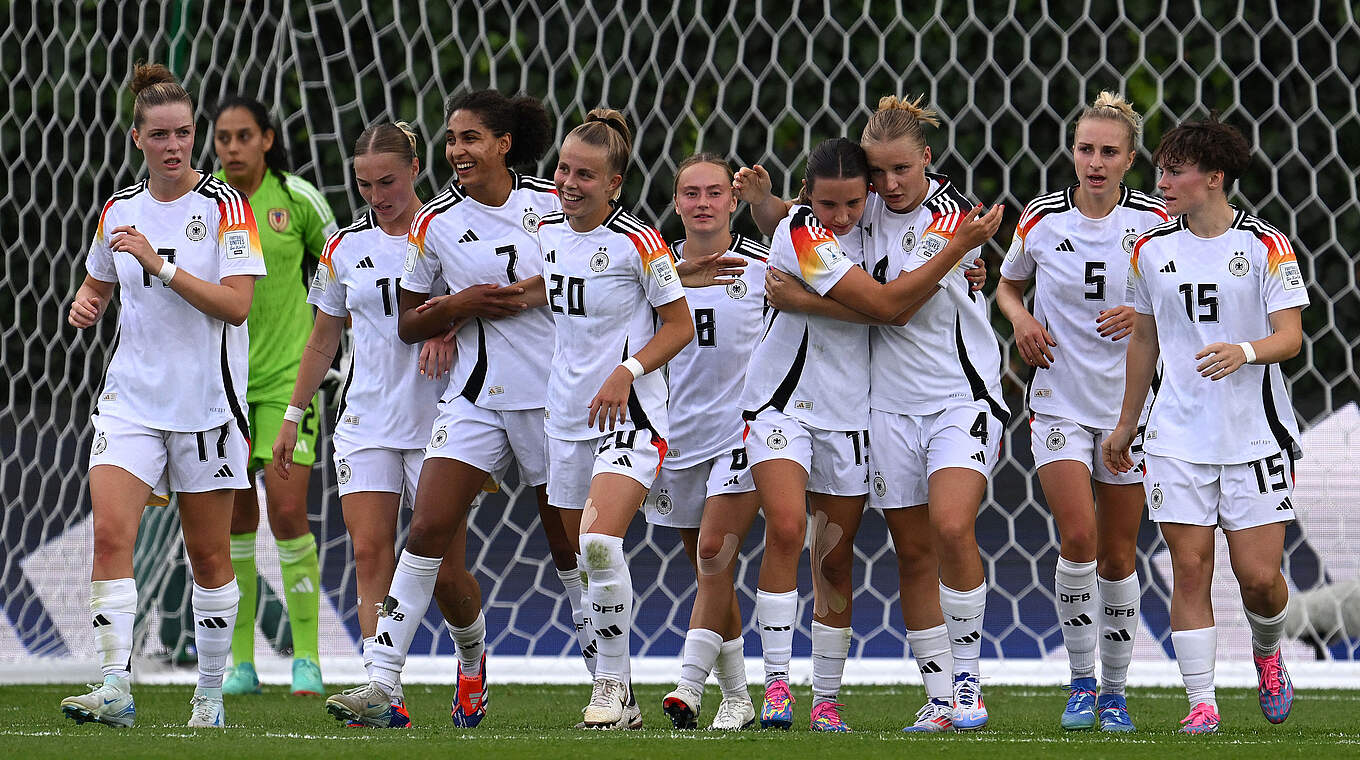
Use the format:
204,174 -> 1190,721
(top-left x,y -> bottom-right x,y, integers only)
337,460 -> 351,484
901,229 -> 917,253
185,215 -> 208,241
431,428 -> 448,449
1122,228 -> 1139,254
92,432 -> 107,455
522,208 -> 541,233
766,429 -> 788,450
726,278 -> 748,299
268,208 -> 290,233
656,490 -> 673,516
1228,253 -> 1250,277
1045,429 -> 1067,451
872,473 -> 887,498
590,248 -> 610,272
1149,485 -> 1164,510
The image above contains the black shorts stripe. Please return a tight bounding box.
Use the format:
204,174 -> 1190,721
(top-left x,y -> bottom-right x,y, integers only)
335,358 -> 356,424
1261,365 -> 1298,455
954,315 -> 1010,425
459,318 -> 489,403
218,325 -> 251,443
743,325 -> 809,420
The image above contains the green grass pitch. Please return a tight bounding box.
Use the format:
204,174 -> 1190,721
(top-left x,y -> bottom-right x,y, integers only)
4,683 -> 1358,759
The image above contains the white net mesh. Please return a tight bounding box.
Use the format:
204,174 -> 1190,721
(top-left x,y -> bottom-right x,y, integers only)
3,1 -> 1359,677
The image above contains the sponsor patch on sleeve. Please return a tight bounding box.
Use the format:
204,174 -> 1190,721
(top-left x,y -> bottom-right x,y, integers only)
311,269 -> 328,292
649,254 -> 678,287
224,230 -> 250,259
813,241 -> 843,269
404,241 -> 419,273
919,233 -> 948,258
1279,260 -> 1304,290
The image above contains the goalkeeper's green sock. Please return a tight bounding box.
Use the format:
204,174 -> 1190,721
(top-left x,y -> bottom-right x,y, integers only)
229,532 -> 258,665
276,533 -> 321,662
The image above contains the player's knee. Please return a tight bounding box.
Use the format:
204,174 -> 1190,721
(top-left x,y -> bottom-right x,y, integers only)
1059,529 -> 1098,562
1097,550 -> 1136,580
351,537 -> 394,577
184,546 -> 231,582
815,552 -> 853,590
404,518 -> 449,558
434,566 -> 476,607
763,514 -> 805,558
91,532 -> 133,569
932,516 -> 975,552
1235,568 -> 1282,606
266,498 -> 310,535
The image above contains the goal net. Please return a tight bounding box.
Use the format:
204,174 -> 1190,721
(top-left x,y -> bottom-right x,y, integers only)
3,1 -> 1358,684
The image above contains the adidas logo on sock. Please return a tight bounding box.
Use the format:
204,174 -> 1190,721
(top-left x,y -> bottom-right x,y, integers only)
92,614 -> 112,627
374,632 -> 394,648
1055,238 -> 1075,253
761,624 -> 792,632
594,625 -> 624,639
355,256 -> 375,269
920,660 -> 943,674
1063,614 -> 1094,627
971,451 -> 986,464
459,230 -> 479,243
611,455 -> 633,468
953,631 -> 981,644
1159,261 -> 1177,273
582,642 -> 598,659
457,640 -> 484,651
213,465 -> 234,478
289,577 -> 315,594
1103,629 -> 1132,642
197,616 -> 229,629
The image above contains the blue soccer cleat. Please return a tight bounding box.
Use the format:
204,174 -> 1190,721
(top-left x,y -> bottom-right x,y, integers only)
901,697 -> 953,733
1096,692 -> 1135,732
759,679 -> 794,730
951,673 -> 988,731
1061,677 -> 1097,730
1254,650 -> 1294,724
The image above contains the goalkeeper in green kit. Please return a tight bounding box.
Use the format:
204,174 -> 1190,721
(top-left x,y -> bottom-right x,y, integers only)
211,95 -> 337,695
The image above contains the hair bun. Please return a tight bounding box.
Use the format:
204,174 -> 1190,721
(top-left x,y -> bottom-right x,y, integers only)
130,62 -> 177,97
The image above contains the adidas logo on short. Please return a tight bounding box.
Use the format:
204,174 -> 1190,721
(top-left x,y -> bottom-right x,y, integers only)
612,455 -> 633,468
1055,238 -> 1075,253
722,475 -> 740,487
971,451 -> 986,464
1160,261 -> 1177,273
1277,497 -> 1294,511
459,229 -> 479,243
355,256 -> 375,269
1104,629 -> 1132,642
213,465 -> 234,478
1063,613 -> 1093,627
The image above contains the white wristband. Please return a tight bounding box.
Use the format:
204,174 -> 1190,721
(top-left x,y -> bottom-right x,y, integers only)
1238,341 -> 1257,364
621,357 -> 645,380
157,261 -> 177,285
282,405 -> 306,424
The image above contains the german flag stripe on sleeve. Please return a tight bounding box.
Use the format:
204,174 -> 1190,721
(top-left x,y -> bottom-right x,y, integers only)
609,210 -> 669,264
788,209 -> 840,281
1014,188 -> 1071,242
1238,214 -> 1298,273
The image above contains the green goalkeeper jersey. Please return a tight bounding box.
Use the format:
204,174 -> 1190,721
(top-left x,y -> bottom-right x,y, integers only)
214,169 -> 338,405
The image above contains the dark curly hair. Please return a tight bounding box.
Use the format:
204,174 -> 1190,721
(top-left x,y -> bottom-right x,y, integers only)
444,90 -> 553,169
1152,113 -> 1251,189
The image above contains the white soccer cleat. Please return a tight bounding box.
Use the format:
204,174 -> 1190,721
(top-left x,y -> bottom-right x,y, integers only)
186,691 -> 225,728
708,695 -> 756,730
901,697 -> 954,733
325,683 -> 394,727
61,677 -> 135,727
581,678 -> 641,729
662,683 -> 702,729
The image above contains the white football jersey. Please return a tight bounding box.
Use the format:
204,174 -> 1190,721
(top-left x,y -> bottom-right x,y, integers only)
664,235 -> 769,468
863,176 -> 1007,421
308,211 -> 441,450
739,205 -> 869,432
1129,209 -> 1309,464
404,173 -> 559,411
1000,185 -> 1169,428
86,172 -> 266,433
537,205 -> 686,441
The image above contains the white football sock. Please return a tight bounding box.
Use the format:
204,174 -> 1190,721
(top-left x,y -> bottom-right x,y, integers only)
447,611 -> 486,676
756,589 -> 797,687
1246,603 -> 1288,658
939,581 -> 986,676
361,635 -> 375,680
90,578 -> 137,681
677,627 -> 722,693
810,621 -> 851,707
1055,557 -> 1098,680
370,550 -> 441,692
557,562 -> 593,674
573,552 -> 596,675
716,637 -> 749,699
905,624 -> 953,702
1172,627 -> 1217,709
192,580 -> 239,690
1098,571 -> 1141,695
580,533 -> 632,683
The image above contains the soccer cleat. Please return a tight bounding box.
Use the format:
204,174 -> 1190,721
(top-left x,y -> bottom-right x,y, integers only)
186,690 -> 225,727
451,653 -> 490,727
901,698 -> 953,733
582,677 -> 628,728
61,677 -> 135,727
1178,702 -> 1220,734
326,683 -> 394,728
709,695 -> 756,730
1254,650 -> 1294,724
662,683 -> 702,729
222,662 -> 262,695
760,679 -> 795,729
1060,677 -> 1098,730
347,698 -> 412,728
809,701 -> 851,732
1096,693 -> 1135,732
292,657 -> 323,696
951,672 -> 988,730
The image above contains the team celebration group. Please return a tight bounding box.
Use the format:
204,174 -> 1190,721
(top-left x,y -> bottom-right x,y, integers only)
61,62 -> 1309,736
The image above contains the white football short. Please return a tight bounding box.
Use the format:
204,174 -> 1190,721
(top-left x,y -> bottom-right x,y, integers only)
1030,413 -> 1143,486
547,427 -> 666,510
643,448 -> 756,529
424,395 -> 548,487
1142,451 -> 1296,531
88,412 -> 250,493
744,408 -> 868,497
332,434 -> 424,502
869,401 -> 1003,509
